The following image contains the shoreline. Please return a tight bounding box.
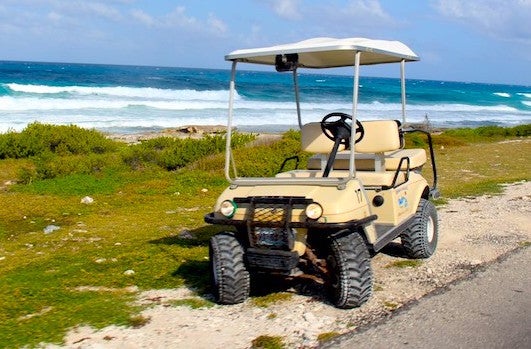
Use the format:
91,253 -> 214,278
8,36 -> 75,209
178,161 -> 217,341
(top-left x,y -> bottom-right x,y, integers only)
104,121 -> 447,144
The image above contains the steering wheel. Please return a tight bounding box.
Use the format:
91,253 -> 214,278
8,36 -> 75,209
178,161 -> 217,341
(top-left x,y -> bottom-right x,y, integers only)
320,112 -> 364,147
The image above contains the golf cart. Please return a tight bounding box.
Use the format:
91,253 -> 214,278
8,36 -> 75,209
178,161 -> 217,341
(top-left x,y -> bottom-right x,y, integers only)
204,37 -> 439,309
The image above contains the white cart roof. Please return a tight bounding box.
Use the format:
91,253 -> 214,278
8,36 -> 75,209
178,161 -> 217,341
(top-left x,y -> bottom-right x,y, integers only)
225,37 -> 419,68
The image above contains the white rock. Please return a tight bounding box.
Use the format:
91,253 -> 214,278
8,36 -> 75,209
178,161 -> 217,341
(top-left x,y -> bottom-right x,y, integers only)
43,225 -> 60,234
201,188 -> 208,193
124,269 -> 135,276
80,196 -> 94,204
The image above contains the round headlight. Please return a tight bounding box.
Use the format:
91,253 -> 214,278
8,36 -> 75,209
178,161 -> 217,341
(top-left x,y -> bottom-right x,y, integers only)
305,203 -> 323,220
220,200 -> 237,218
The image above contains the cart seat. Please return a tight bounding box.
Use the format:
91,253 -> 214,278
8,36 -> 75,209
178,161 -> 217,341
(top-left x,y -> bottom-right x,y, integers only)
302,120 -> 427,172
307,149 -> 426,171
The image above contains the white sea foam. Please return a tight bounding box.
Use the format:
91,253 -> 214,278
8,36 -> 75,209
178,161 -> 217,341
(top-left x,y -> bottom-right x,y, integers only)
493,92 -> 511,98
1,82 -> 529,134
5,83 -> 233,101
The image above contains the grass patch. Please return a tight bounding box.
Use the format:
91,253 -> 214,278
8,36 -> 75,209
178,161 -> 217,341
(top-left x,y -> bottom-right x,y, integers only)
383,300 -> 400,310
317,331 -> 341,343
0,123 -> 529,348
128,314 -> 151,328
251,335 -> 285,349
251,292 -> 294,308
169,298 -> 215,309
385,259 -> 423,268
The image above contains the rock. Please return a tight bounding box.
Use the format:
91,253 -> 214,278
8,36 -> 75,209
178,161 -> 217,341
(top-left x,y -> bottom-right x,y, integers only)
303,312 -> 317,323
43,225 -> 61,234
124,269 -> 135,276
179,230 -> 196,239
201,188 -> 208,193
81,196 -> 94,204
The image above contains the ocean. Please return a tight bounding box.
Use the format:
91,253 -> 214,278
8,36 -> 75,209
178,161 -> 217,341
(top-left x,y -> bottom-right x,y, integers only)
0,61 -> 530,134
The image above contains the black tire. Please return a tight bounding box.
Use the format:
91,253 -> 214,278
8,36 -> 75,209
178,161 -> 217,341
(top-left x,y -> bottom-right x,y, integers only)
400,198 -> 439,259
209,231 -> 250,304
327,231 -> 372,309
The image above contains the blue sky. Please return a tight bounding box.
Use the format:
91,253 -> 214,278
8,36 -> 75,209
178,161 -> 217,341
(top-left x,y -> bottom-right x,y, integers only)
1,0 -> 530,85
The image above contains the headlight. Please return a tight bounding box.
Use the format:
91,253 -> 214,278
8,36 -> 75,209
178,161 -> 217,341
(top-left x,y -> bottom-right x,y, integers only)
220,200 -> 237,218
305,202 -> 323,220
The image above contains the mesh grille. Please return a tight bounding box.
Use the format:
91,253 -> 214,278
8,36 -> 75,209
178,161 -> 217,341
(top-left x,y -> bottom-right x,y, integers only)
253,204 -> 285,223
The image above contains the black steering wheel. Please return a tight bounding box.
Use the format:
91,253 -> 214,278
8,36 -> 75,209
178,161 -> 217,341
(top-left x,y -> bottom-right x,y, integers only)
320,112 -> 364,148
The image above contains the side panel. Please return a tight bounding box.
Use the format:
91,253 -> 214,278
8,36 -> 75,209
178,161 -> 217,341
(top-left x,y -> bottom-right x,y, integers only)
364,172 -> 428,226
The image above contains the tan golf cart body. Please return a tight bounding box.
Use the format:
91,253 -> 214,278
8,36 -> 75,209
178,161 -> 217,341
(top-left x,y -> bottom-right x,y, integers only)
205,37 -> 439,308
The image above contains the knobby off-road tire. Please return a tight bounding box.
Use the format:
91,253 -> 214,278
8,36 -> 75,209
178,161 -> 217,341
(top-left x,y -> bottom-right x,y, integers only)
209,232 -> 250,304
400,198 -> 439,259
327,231 -> 372,309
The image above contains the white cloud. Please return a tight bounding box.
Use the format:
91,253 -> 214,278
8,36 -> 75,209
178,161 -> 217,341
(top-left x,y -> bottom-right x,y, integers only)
207,13 -> 228,35
130,9 -> 155,27
163,6 -> 199,28
130,6 -> 227,37
432,0 -> 531,44
345,0 -> 391,20
49,1 -> 123,22
305,0 -> 397,35
268,0 -> 302,20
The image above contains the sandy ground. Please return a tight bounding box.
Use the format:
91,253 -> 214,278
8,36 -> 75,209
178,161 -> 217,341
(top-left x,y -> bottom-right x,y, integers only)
48,181 -> 530,349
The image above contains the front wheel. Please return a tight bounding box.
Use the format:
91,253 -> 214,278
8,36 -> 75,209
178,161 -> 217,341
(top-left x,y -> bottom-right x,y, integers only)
327,231 -> 372,309
209,231 -> 250,304
400,198 -> 439,259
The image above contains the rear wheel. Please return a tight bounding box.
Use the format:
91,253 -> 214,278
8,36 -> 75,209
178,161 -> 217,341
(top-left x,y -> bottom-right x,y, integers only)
327,231 -> 372,309
400,198 -> 439,259
209,231 -> 250,304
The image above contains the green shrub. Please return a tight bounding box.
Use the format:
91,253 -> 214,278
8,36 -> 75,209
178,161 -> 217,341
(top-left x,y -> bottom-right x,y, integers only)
511,124 -> 531,137
17,153 -> 122,182
432,134 -> 466,147
232,130 -> 308,177
441,124 -> 530,143
0,123 -> 118,159
404,124 -> 530,148
122,133 -> 256,171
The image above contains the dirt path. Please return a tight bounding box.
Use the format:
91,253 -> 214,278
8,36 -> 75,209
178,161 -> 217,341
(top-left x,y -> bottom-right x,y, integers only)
52,181 -> 531,349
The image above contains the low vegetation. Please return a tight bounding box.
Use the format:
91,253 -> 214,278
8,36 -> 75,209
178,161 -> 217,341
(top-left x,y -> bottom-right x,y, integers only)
250,292 -> 294,308
384,259 -> 423,269
251,335 -> 285,349
0,123 -> 529,348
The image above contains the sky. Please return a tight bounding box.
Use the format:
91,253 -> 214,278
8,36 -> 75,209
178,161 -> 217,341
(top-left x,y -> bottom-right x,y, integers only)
0,0 -> 530,86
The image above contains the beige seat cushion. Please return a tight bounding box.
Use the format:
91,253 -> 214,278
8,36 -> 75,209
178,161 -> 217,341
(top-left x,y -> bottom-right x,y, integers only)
356,120 -> 400,153
301,122 -> 345,153
307,149 -> 427,171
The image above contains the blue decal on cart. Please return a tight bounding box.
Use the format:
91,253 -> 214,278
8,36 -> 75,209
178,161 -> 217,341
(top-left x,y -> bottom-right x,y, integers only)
398,196 -> 408,208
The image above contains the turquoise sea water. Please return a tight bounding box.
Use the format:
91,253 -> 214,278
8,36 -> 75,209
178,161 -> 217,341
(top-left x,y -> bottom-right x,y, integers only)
0,61 -> 529,134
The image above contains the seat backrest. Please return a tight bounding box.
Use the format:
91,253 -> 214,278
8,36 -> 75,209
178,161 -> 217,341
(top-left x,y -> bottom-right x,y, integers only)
301,122 -> 345,153
356,120 -> 401,153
